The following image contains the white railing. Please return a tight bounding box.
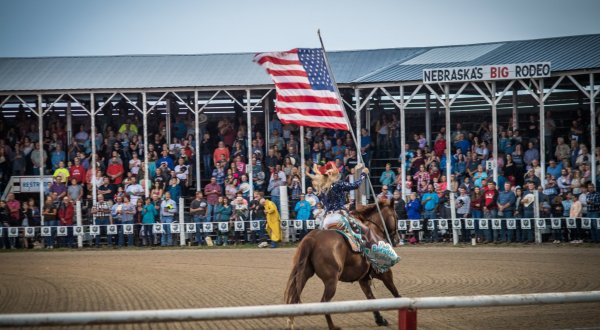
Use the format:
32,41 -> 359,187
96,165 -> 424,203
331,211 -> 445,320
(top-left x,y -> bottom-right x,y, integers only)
0,291 -> 598,327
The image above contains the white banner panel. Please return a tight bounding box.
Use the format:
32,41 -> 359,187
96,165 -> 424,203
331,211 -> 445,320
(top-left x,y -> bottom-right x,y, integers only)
186,223 -> 196,233
74,226 -> 84,236
423,62 -> 551,83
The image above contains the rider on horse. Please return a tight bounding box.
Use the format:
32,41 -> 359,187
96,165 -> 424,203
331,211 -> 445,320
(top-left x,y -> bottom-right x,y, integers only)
308,161 -> 400,273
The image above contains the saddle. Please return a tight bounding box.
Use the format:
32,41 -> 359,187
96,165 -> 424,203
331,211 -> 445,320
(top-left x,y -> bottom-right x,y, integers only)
324,215 -> 364,254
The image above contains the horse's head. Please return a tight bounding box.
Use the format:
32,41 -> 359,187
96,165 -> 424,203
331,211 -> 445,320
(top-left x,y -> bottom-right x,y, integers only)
354,201 -> 399,246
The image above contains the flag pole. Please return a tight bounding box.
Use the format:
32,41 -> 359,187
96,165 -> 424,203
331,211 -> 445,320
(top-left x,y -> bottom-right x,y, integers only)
317,29 -> 393,244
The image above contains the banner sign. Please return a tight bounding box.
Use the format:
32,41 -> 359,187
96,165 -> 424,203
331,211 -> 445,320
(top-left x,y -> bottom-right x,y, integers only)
19,177 -> 54,193
423,62 -> 551,84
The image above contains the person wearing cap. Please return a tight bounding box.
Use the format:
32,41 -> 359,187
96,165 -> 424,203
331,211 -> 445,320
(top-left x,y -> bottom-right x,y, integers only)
307,161 -> 399,271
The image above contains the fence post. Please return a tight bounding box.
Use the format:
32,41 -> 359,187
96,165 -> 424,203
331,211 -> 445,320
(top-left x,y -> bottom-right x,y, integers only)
534,191 -> 542,244
179,197 -> 185,246
76,200 -> 82,248
398,308 -> 417,330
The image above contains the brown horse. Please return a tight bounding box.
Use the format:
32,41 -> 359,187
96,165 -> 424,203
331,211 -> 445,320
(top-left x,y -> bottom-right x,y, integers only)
284,201 -> 401,330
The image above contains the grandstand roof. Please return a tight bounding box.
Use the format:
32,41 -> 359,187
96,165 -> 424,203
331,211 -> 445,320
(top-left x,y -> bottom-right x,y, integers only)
1,34 -> 599,92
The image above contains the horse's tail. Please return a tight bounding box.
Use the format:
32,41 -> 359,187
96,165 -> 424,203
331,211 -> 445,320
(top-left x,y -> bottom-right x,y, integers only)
284,236 -> 314,305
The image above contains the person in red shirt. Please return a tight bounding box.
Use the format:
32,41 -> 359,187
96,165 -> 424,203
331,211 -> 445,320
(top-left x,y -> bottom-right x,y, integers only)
483,181 -> 499,217
69,158 -> 86,184
57,196 -> 75,248
106,156 -> 125,185
213,141 -> 230,166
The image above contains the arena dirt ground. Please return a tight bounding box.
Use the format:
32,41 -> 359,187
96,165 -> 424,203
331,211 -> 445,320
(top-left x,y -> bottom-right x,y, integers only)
1,245 -> 600,330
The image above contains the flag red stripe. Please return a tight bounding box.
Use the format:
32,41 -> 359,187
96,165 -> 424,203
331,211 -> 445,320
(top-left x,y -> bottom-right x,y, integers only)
275,83 -> 313,90
257,56 -> 301,66
277,95 -> 340,105
279,118 -> 349,130
276,107 -> 345,117
266,69 -> 308,77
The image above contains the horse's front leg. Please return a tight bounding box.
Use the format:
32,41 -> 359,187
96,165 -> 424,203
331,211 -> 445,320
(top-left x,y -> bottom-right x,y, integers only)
375,270 -> 401,298
358,277 -> 388,326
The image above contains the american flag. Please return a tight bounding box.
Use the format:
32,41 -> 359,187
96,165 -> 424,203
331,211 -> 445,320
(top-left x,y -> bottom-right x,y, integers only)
254,48 -> 349,131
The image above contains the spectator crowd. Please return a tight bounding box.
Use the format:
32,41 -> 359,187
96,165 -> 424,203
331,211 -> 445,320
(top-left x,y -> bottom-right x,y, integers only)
0,105 -> 599,249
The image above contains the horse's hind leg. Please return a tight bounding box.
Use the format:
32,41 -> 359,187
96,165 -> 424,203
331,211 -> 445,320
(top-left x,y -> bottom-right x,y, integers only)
358,278 -> 388,326
321,277 -> 340,330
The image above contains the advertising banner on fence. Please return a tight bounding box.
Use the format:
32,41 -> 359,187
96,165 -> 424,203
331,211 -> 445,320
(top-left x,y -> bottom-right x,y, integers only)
423,62 -> 551,84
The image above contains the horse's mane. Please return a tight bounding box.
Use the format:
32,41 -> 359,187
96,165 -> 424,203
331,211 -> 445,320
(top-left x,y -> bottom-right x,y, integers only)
354,200 -> 394,218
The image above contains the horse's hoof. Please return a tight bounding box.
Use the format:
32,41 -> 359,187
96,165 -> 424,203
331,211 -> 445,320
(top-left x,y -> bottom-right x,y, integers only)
376,318 -> 389,326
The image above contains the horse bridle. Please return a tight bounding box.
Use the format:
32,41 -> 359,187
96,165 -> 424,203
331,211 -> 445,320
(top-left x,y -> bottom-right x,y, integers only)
362,214 -> 397,245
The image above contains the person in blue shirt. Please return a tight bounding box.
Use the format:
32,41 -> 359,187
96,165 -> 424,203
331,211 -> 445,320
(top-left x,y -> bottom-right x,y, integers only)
546,159 -> 562,179
294,194 -> 312,240
166,178 -> 182,203
155,150 -> 174,171
421,184 -> 440,242
360,128 -> 372,165
379,163 -> 396,190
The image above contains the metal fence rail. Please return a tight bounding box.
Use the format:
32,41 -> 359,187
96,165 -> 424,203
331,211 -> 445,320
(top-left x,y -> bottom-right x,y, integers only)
1,291 -> 599,327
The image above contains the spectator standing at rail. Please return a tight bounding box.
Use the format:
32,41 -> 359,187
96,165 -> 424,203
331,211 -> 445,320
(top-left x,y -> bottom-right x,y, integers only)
497,182 -> 516,243
586,183 -> 600,243
57,196 -> 74,248
190,191 -> 208,246
141,197 -> 157,247
294,194 -> 312,240
483,181 -> 498,242
92,194 -> 112,248
456,187 -> 471,242
120,195 -> 136,247
421,184 -> 439,242
159,192 -> 177,247
262,198 -> 281,248
204,177 -> 221,222
519,182 -> 537,243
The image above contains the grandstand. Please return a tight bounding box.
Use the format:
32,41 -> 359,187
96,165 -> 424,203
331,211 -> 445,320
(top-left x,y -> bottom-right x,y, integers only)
0,33 -> 599,248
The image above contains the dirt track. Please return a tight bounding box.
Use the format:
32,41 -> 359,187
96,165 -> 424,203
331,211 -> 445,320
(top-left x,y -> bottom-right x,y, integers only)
1,245 -> 600,329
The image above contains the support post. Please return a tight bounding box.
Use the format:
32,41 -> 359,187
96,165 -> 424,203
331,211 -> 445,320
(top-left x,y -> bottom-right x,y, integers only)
179,197 -> 185,246
143,93 -> 149,198
66,101 -> 72,157
425,92 -> 431,147
91,94 -> 97,204
491,82 -> 499,184
166,98 -> 172,147
590,73 -> 597,186
539,79 -> 546,187
398,308 -> 417,330
194,90 -> 201,192
355,88 -> 364,206
534,190 -> 541,244
264,97 -> 270,154
400,86 -> 407,202
246,89 -> 253,198
300,126 -> 306,193
76,200 -> 82,248
37,94 -> 45,225
444,85 -> 458,245
512,86 -> 519,131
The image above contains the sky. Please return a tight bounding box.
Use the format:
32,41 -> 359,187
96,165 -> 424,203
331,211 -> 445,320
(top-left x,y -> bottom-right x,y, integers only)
1,0 -> 599,57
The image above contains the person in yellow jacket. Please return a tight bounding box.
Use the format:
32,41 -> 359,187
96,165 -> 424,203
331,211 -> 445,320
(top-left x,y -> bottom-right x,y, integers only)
261,198 -> 281,248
